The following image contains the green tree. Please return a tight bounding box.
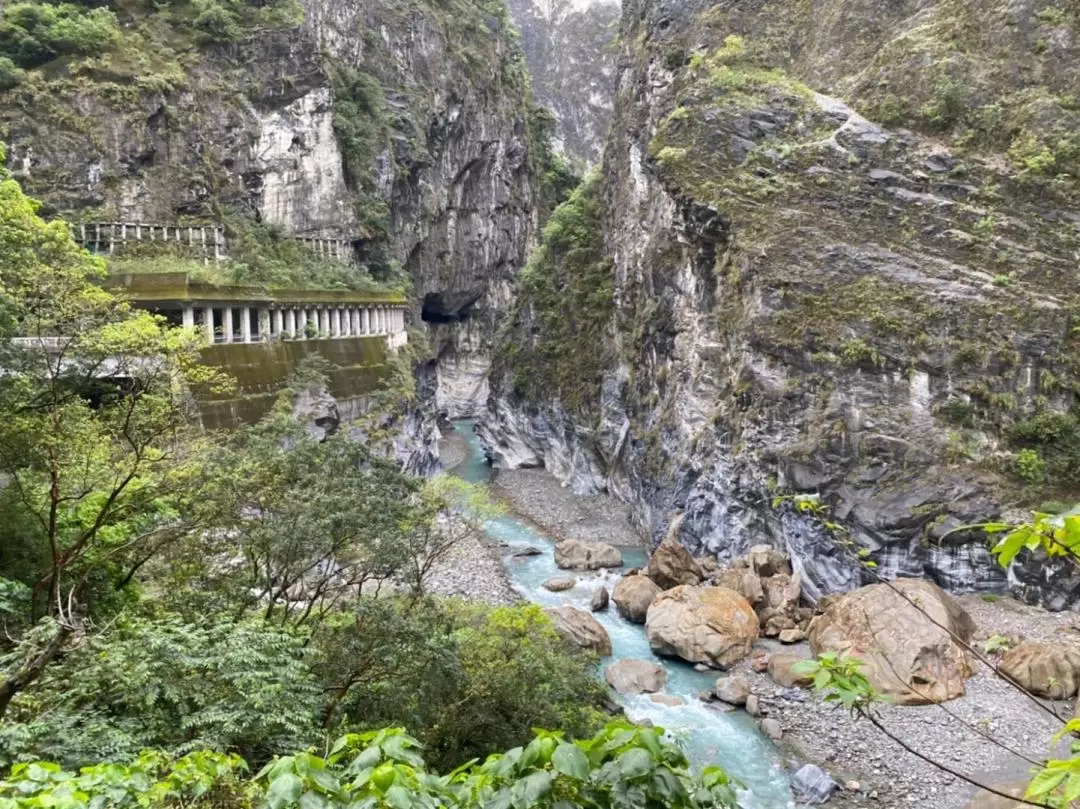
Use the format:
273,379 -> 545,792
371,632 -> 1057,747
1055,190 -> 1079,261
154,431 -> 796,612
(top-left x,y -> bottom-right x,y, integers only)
0,160 -> 224,718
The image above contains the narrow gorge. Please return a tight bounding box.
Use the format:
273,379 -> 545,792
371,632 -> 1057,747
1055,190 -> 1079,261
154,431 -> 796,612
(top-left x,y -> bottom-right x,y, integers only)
1,0 -> 1080,808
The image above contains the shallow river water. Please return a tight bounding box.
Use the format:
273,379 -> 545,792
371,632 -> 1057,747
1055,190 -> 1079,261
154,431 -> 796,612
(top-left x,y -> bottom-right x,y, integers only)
450,421 -> 794,808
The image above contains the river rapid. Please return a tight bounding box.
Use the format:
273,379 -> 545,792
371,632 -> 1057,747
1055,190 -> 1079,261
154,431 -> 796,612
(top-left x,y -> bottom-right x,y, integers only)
449,421 -> 794,808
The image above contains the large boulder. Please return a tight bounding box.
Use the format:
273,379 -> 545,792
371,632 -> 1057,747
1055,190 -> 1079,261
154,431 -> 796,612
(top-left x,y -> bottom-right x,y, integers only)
591,586 -> 610,612
646,585 -> 759,669
807,579 -> 976,704
545,606 -> 612,656
605,659 -> 666,694
612,574 -> 662,623
998,642 -> 1080,699
714,675 -> 750,705
554,539 -> 623,571
645,537 -> 703,590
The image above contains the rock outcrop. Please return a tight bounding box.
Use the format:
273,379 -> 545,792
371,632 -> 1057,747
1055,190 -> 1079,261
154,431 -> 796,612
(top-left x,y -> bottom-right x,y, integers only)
612,574 -> 662,624
808,579 -> 976,704
481,0 -> 1080,609
604,658 -> 666,695
645,585 -> 759,669
554,539 -> 623,570
545,606 -> 612,656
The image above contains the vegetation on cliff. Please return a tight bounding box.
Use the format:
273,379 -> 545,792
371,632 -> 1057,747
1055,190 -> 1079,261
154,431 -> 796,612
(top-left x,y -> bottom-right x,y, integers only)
496,170 -> 613,418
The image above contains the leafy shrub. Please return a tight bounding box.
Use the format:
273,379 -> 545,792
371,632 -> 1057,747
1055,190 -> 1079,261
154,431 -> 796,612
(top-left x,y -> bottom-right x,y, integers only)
0,56 -> 22,89
1016,448 -> 1045,483
0,723 -> 740,809
0,2 -> 120,68
0,614 -> 323,767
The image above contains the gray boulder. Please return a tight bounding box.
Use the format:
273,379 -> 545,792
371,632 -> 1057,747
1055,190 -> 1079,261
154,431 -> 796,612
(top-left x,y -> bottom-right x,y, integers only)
591,586 -> 610,612
545,606 -> 612,656
605,659 -> 666,694
791,764 -> 839,805
554,539 -> 623,570
543,576 -> 576,592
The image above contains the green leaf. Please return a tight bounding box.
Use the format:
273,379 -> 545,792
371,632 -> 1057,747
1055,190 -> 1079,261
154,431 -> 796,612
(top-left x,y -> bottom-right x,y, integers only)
267,773 -> 304,809
616,748 -> 653,780
551,745 -> 589,780
1026,767 -> 1067,798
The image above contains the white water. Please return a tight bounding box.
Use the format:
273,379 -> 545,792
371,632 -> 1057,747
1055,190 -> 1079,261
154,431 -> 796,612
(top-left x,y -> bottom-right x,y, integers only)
450,421 -> 794,807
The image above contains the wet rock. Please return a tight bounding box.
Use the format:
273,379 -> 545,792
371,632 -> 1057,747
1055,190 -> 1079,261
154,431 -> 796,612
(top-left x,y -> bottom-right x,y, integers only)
545,606 -> 612,655
760,718 -> 783,740
605,659 -> 666,694
808,579 -> 975,704
646,532 -> 704,589
649,693 -> 684,707
543,576 -> 576,592
791,763 -> 839,804
646,585 -> 759,669
714,675 -> 750,706
513,546 -> 543,557
591,585 -> 610,612
768,652 -> 814,688
779,628 -> 806,643
612,574 -> 662,623
554,539 -> 623,571
999,642 -> 1080,699
745,694 -> 761,716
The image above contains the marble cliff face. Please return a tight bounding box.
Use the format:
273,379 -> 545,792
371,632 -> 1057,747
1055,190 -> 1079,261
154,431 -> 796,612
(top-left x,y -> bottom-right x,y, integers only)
482,0 -> 1080,608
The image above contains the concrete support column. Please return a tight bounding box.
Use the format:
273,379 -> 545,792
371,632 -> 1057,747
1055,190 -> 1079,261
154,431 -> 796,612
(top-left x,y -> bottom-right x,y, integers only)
351,308 -> 361,335
240,306 -> 252,343
203,306 -> 215,344
182,305 -> 195,330
296,309 -> 307,339
285,309 -> 297,338
273,309 -> 284,338
223,307 -> 235,344
379,307 -> 386,333
341,308 -> 352,337
332,308 -> 342,337
319,309 -> 330,336
259,309 -> 271,341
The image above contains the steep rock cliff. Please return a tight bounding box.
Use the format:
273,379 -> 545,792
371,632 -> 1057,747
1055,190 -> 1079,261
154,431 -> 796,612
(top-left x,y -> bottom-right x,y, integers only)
505,0 -> 619,166
483,0 -> 1080,607
1,0 -> 542,437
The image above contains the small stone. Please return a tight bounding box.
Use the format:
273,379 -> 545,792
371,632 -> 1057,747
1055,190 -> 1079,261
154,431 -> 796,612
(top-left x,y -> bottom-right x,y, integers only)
745,694 -> 761,716
751,652 -> 769,673
714,675 -> 750,706
760,718 -> 783,741
791,764 -> 839,804
845,780 -> 860,792
543,576 -> 576,592
591,586 -> 610,612
694,663 -> 711,672
513,546 -> 543,557
778,628 -> 806,644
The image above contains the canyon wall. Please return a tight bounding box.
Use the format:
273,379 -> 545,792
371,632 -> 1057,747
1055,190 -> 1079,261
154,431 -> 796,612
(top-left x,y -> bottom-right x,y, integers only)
483,0 -> 1080,607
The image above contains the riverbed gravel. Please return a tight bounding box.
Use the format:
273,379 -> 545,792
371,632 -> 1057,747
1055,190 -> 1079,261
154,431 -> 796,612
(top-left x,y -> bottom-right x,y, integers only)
491,467 -> 644,548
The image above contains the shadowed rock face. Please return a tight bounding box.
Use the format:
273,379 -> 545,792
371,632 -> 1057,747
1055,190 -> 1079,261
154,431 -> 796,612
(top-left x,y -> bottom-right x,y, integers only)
505,0 -> 620,166
482,0 -> 1080,608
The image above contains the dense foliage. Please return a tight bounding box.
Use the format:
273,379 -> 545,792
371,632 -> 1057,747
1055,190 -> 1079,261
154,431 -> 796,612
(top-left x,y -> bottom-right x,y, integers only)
0,163 -> 610,782
0,723 -> 741,809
